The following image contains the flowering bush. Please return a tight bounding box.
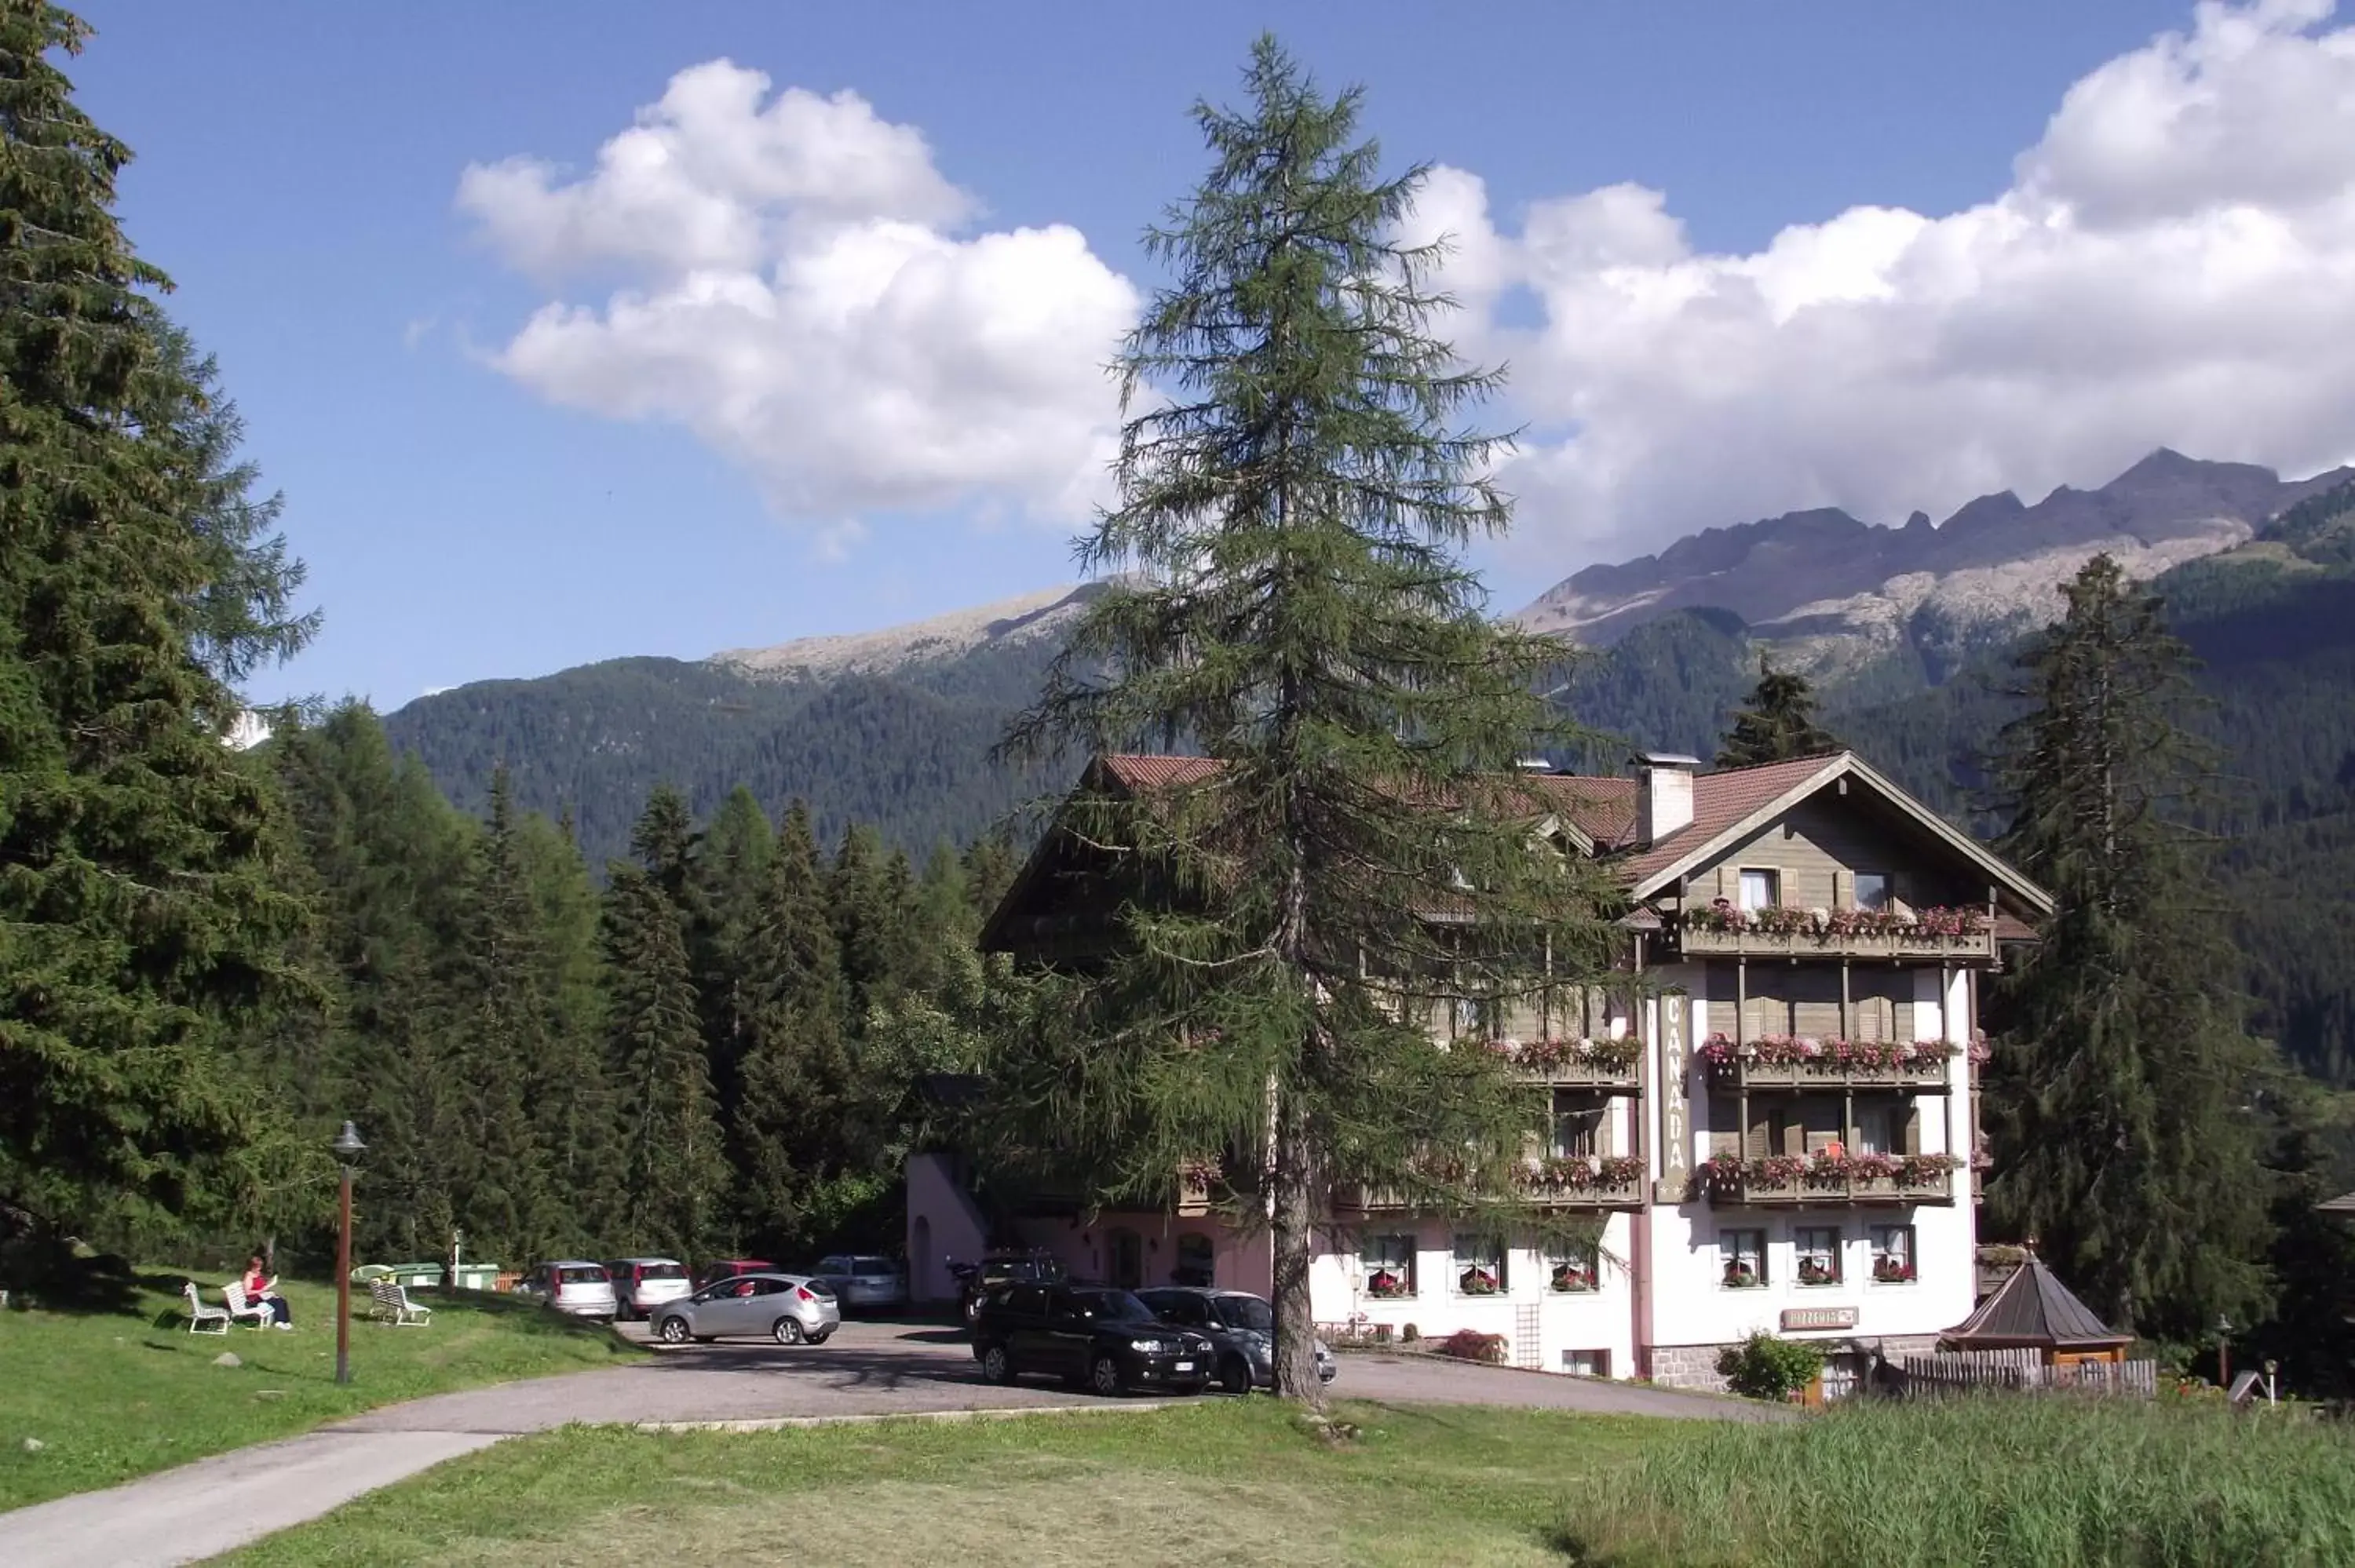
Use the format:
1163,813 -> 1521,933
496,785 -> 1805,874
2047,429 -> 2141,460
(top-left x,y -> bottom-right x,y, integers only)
1698,1154 -> 1748,1188
1872,1255 -> 1917,1284
1524,1154 -> 1647,1195
1508,1035 -> 1643,1074
1699,1034 -> 1957,1074
1176,1157 -> 1222,1188
1682,903 -> 1988,942
1550,1259 -> 1597,1293
1437,1329 -> 1508,1364
1364,1267 -> 1414,1300
1797,1256 -> 1839,1285
1897,1153 -> 1962,1187
1456,1267 -> 1502,1296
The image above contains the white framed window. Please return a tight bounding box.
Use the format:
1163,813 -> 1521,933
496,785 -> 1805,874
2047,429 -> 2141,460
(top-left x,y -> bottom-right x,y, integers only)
1362,1234 -> 1416,1299
1452,1234 -> 1506,1296
1547,1240 -> 1600,1294
1719,1228 -> 1767,1289
1870,1223 -> 1917,1285
1795,1227 -> 1842,1286
1855,1101 -> 1907,1156
1853,872 -> 1891,910
1738,869 -> 1780,911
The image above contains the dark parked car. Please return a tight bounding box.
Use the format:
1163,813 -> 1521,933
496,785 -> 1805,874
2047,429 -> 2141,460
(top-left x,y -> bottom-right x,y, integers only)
948,1248 -> 1066,1323
696,1257 -> 776,1289
972,1283 -> 1213,1397
1136,1286 -> 1338,1395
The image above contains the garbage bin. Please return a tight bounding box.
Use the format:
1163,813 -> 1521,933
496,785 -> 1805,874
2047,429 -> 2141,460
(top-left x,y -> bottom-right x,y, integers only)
389,1263 -> 444,1289
451,1264 -> 498,1292
349,1263 -> 392,1284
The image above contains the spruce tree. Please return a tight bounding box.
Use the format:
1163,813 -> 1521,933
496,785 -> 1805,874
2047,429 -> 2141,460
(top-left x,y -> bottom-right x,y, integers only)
603,866 -> 725,1260
733,801 -> 853,1251
695,785 -> 773,1125
1715,654 -> 1839,768
1984,554 -> 2271,1336
517,811 -> 616,1253
1004,38 -> 1621,1402
272,705 -> 473,1260
0,4 -> 309,1242
440,766 -> 555,1260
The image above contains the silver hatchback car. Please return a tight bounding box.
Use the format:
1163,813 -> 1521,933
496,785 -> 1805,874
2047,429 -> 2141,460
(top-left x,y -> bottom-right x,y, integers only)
513,1260 -> 618,1321
652,1271 -> 842,1346
809,1254 -> 908,1312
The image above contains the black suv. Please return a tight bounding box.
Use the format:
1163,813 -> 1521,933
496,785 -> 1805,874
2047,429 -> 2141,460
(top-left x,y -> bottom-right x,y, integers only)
972,1283 -> 1214,1397
1136,1286 -> 1339,1395
949,1248 -> 1065,1324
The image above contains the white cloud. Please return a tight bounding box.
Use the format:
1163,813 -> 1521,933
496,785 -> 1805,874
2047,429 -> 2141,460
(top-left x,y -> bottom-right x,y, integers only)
1409,0 -> 2355,565
458,60 -> 1136,536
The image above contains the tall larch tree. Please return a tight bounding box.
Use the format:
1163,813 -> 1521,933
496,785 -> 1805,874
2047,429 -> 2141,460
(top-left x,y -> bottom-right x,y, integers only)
517,810 -> 615,1253
1715,654 -> 1840,768
0,2 -> 311,1249
1984,553 -> 2272,1336
1005,38 -> 1622,1402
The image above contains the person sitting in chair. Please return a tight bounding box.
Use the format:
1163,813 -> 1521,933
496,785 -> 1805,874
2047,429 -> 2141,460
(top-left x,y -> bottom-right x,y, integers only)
243,1255 -> 294,1329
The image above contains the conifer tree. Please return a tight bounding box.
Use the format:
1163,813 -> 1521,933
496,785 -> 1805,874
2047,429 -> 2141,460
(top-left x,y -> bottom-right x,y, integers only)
517,811 -> 616,1253
0,3 -> 309,1242
1005,38 -> 1620,1402
629,783 -> 699,909
1715,654 -> 1840,768
604,866 -> 725,1259
733,802 -> 853,1250
1985,554 -> 2271,1336
695,785 -> 774,1122
441,767 -> 555,1259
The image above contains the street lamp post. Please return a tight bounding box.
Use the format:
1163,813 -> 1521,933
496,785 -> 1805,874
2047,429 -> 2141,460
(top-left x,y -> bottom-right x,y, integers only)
331,1121 -> 367,1387
2216,1314 -> 2233,1391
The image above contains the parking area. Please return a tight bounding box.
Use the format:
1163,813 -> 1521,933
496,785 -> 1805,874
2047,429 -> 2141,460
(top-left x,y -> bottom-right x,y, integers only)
334,1318 -> 1773,1434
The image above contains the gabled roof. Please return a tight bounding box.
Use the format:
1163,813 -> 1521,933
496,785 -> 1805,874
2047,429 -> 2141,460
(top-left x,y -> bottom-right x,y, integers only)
2320,1191 -> 2355,1216
1616,750 -> 2053,916
1944,1253 -> 2129,1349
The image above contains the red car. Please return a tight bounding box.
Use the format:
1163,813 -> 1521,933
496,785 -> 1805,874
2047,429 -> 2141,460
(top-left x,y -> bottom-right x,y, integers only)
696,1258 -> 776,1289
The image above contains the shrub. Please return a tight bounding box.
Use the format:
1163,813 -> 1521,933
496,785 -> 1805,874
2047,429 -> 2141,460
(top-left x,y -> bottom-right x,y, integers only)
1717,1332 -> 1823,1400
1437,1329 -> 1508,1364
1400,1322 -> 1418,1343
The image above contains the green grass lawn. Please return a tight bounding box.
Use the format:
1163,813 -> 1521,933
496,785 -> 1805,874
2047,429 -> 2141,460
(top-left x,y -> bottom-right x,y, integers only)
0,1270 -> 641,1511
222,1400 -> 1672,1567
214,1395 -> 2355,1568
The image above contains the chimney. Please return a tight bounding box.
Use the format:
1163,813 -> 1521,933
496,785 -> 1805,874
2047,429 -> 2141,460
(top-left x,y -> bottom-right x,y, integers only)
1636,751 -> 1700,844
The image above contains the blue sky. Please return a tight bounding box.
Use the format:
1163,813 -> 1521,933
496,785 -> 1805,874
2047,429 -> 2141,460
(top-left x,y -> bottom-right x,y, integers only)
74,1 -> 2355,709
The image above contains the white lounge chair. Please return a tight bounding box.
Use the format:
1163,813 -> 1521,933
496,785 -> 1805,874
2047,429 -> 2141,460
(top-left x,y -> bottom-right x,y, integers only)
221,1280 -> 274,1330
369,1277 -> 433,1326
183,1281 -> 230,1335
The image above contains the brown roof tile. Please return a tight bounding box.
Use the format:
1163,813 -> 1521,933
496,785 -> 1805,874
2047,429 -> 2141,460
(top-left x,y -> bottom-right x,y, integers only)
1611,753 -> 1843,888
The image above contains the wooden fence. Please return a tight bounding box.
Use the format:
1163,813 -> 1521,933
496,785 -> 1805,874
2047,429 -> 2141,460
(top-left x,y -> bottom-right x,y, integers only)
1896,1348 -> 2157,1398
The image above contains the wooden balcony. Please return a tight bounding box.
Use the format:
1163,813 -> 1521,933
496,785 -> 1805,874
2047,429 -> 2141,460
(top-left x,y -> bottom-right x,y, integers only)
1703,1054 -> 1953,1093
1331,1156 -> 1647,1215
1670,919 -> 1995,965
1699,1155 -> 1959,1207
1510,1052 -> 1641,1092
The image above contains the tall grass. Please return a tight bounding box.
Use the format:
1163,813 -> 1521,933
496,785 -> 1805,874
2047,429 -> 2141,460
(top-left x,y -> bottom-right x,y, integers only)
1559,1395 -> 2355,1567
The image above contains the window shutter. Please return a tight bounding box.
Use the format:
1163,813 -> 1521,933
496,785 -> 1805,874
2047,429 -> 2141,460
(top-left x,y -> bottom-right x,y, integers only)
1833,868 -> 1852,909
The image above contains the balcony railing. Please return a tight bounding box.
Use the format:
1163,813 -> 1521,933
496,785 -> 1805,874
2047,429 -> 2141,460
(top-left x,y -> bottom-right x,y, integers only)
1698,1153 -> 1959,1206
1331,1154 -> 1647,1215
1670,905 -> 1996,962
1698,1036 -> 1962,1092
1484,1037 -> 1642,1090
1518,1155 -> 1645,1209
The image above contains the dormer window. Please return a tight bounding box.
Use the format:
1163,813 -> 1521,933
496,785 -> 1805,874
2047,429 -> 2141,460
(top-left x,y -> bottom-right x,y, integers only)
1737,869 -> 1779,911
1853,872 -> 1891,910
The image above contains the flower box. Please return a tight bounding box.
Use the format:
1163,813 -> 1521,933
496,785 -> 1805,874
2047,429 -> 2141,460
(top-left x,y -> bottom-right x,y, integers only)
1488,1036 -> 1643,1085
1674,904 -> 1995,960
1697,1034 -> 1956,1091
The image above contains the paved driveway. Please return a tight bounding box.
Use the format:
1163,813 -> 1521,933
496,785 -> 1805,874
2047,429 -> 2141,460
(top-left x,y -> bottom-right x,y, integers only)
342,1320 -> 1776,1433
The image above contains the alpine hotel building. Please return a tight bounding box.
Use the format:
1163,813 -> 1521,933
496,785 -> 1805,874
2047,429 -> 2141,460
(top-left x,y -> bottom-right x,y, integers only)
907,748 -> 2049,1391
